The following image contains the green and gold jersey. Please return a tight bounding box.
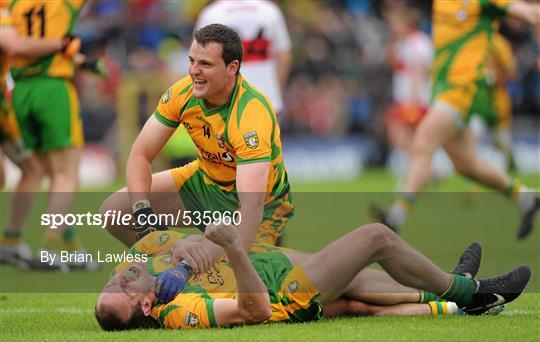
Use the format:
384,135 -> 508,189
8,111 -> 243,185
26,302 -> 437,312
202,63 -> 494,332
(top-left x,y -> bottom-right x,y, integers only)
0,4 -> 12,96
113,231 -> 322,329
154,74 -> 289,197
7,0 -> 85,80
432,0 -> 515,86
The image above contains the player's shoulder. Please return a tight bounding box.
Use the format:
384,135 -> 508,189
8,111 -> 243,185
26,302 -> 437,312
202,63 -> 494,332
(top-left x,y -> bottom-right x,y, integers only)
162,76 -> 193,105
237,76 -> 273,108
235,75 -> 276,119
168,75 -> 193,94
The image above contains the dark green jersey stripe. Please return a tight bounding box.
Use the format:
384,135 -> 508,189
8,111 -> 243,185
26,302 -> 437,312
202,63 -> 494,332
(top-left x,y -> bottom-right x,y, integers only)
237,156 -> 271,164
205,298 -> 217,327
154,111 -> 180,128
236,91 -> 258,127
63,0 -> 79,32
240,80 -> 279,158
179,83 -> 192,95
158,304 -> 183,326
146,257 -> 157,276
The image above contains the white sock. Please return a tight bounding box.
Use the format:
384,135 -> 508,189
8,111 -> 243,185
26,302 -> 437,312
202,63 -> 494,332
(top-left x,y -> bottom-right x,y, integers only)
517,186 -> 536,213
387,202 -> 408,228
446,302 -> 461,315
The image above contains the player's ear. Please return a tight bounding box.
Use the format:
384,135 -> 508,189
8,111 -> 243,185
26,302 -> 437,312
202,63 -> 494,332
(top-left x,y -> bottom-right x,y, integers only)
227,60 -> 239,75
142,295 -> 153,316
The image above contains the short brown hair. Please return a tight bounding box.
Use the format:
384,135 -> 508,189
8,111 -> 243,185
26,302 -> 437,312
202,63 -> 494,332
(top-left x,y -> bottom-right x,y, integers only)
95,303 -> 159,331
194,24 -> 243,73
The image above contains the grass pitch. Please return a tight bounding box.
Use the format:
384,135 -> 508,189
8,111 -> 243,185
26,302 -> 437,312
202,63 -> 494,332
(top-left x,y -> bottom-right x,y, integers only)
1,170 -> 539,341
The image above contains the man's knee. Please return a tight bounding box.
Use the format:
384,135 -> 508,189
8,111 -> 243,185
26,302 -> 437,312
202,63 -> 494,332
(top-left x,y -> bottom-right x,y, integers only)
452,158 -> 471,176
20,157 -> 44,180
410,134 -> 435,160
100,192 -> 128,232
358,223 -> 400,250
449,150 -> 476,177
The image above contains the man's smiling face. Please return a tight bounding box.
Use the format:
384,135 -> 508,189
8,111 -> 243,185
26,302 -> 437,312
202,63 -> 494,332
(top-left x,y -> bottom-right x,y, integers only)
188,40 -> 237,106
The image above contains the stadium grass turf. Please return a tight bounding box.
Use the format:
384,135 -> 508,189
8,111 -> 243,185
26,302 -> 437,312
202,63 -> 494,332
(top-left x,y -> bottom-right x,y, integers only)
1,170 -> 539,340
1,293 -> 538,341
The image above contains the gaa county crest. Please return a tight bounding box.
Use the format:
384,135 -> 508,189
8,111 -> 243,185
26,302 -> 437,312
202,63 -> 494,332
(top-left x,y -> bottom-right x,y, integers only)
160,88 -> 172,104
286,280 -> 300,293
156,233 -> 170,246
243,131 -> 259,149
185,312 -> 200,327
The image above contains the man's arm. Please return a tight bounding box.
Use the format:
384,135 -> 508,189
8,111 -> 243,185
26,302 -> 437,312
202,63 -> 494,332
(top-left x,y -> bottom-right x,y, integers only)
0,26 -> 63,58
235,162 -> 270,251
205,224 -> 272,326
505,1 -> 540,26
170,162 -> 269,273
126,115 -> 176,205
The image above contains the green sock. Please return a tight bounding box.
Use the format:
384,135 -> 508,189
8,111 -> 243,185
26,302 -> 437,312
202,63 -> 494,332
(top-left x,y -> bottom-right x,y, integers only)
63,228 -> 81,252
419,290 -> 438,303
2,231 -> 22,246
503,178 -> 521,200
439,274 -> 478,305
396,193 -> 416,209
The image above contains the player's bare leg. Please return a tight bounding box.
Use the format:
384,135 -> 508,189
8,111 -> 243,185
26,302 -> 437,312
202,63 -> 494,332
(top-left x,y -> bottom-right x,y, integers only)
376,105 -> 459,231
1,149 -> 46,268
287,252 -> 458,317
341,268 -> 421,305
300,223 -> 530,315
286,252 -> 420,305
100,170 -> 187,247
403,105 -> 458,193
374,102 -> 539,238
6,155 -> 44,235
36,147 -> 98,270
301,224 -> 452,305
41,147 -> 80,237
323,298 -> 436,317
445,127 -> 539,238
445,129 -> 511,190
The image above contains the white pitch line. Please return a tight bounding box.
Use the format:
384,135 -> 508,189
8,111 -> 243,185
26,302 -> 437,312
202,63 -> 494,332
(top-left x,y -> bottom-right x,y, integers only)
0,307 -> 93,314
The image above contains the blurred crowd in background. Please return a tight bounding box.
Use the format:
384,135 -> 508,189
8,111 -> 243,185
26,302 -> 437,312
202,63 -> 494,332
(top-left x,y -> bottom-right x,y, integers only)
73,0 -> 540,160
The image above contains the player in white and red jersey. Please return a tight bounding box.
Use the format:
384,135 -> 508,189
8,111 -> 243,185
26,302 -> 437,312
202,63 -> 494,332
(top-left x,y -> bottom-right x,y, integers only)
384,7 -> 432,156
195,0 -> 292,114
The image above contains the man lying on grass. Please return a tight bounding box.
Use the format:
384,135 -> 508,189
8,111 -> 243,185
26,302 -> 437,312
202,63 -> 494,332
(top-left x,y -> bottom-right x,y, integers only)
96,225 -> 530,330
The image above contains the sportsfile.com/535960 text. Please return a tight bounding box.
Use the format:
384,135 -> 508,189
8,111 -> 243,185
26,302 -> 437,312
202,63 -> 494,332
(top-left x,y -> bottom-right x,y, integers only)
40,210 -> 242,229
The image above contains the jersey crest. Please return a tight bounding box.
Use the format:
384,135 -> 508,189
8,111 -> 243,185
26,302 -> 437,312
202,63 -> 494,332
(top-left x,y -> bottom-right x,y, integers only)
243,131 -> 259,149
160,88 -> 172,104
185,312 -> 200,327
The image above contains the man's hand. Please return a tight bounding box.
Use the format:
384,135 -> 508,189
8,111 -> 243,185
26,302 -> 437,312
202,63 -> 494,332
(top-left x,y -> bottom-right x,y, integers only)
155,261 -> 192,303
61,34 -> 81,59
132,200 -> 167,240
170,238 -> 212,274
205,223 -> 241,250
